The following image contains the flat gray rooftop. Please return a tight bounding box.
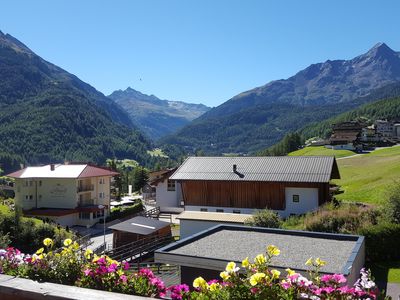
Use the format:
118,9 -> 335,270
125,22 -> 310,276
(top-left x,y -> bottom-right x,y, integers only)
156,225 -> 364,275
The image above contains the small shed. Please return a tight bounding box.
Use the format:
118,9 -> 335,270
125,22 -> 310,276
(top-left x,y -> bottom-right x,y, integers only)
109,216 -> 171,248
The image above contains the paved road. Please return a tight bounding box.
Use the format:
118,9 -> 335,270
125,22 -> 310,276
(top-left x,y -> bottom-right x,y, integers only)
386,283 -> 400,299
87,231 -> 113,251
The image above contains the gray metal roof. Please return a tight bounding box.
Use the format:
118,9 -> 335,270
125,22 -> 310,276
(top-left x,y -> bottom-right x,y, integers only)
170,156 -> 340,183
109,216 -> 170,235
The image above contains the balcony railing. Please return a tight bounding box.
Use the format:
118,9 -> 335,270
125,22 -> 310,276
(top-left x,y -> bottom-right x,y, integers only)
78,199 -> 95,207
77,184 -> 94,193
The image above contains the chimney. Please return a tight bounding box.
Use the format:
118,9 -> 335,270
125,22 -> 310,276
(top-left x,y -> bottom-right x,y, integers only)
233,164 -> 237,173
50,164 -> 55,171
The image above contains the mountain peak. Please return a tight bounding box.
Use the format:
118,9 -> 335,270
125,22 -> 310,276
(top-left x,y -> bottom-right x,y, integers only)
365,42 -> 396,59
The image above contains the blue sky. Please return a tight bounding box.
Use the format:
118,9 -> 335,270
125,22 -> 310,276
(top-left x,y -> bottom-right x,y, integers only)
2,0 -> 400,107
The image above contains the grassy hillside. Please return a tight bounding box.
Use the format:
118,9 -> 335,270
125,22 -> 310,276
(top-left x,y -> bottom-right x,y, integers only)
289,145 -> 400,204
333,146 -> 400,204
288,146 -> 355,158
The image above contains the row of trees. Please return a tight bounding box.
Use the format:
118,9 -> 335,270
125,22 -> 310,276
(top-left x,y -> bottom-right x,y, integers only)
107,159 -> 150,200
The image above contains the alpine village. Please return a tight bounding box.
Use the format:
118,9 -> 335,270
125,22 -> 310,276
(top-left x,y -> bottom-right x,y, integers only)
1,4 -> 400,300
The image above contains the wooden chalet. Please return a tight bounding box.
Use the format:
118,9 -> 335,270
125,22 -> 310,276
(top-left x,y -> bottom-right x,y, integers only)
170,156 -> 340,217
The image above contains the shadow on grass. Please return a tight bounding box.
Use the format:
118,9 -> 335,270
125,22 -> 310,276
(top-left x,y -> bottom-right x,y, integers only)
367,261 -> 400,291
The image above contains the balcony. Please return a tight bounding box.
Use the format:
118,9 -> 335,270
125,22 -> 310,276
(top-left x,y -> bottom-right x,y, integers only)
77,184 -> 94,193
78,199 -> 95,207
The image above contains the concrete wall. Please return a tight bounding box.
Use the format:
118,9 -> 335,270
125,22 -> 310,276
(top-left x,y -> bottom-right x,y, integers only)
0,274 -> 149,300
156,180 -> 182,208
185,205 -> 256,214
284,187 -> 319,217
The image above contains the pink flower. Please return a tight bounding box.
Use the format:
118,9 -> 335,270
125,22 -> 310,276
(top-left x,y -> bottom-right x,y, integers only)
84,269 -> 92,276
281,281 -> 292,290
107,263 -> 117,273
332,274 -> 347,284
123,262 -> 130,270
120,274 -> 127,283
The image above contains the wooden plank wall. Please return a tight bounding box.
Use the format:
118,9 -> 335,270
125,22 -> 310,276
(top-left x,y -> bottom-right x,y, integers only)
181,181 -> 329,210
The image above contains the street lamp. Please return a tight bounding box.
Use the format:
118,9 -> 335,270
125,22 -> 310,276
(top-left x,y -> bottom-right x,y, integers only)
98,204 -> 106,252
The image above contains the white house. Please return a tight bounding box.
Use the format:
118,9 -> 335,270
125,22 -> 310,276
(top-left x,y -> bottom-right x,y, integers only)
7,163 -> 119,227
149,168 -> 183,210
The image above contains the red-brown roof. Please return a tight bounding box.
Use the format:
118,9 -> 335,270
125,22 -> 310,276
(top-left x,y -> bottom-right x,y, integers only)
78,165 -> 119,178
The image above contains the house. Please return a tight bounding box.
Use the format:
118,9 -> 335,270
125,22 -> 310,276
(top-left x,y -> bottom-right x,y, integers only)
148,168 -> 183,210
155,224 -> 365,285
7,163 -> 119,227
169,156 -> 340,218
327,121 -> 363,151
109,216 -> 171,248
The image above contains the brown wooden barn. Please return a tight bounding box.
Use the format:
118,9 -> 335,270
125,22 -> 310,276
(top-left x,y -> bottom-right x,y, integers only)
170,156 -> 340,218
109,216 -> 171,248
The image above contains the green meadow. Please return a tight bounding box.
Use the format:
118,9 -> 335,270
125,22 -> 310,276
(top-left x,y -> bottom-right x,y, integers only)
288,146 -> 355,158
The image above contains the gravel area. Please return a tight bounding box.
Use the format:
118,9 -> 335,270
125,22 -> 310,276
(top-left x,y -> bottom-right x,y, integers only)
169,229 -> 357,274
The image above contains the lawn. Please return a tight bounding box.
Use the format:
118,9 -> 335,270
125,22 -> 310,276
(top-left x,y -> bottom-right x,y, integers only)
289,146 -> 355,158
333,146 -> 400,204
368,261 -> 400,283
147,148 -> 168,158
0,204 -> 11,215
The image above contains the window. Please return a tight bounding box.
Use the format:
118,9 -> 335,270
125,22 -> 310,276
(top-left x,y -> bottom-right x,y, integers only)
39,195 -> 42,200
99,178 -> 105,184
25,181 -> 29,187
25,195 -> 29,200
38,181 -> 42,186
167,180 -> 176,191
233,210 -> 241,214
216,209 -> 224,213
292,195 -> 300,203
200,208 -> 208,212
29,195 -> 33,200
79,212 -> 90,220
29,181 -> 33,187
99,192 -> 104,199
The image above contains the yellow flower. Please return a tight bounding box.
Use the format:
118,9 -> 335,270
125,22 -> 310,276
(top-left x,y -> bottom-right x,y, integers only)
63,239 -> 72,247
249,272 -> 266,286
38,254 -> 44,260
254,254 -> 266,265
271,269 -> 281,279
225,261 -> 239,273
315,258 -> 326,267
305,257 -> 313,266
84,249 -> 93,259
242,257 -> 250,268
72,241 -> 80,250
36,247 -> 44,255
267,245 -> 281,256
193,277 -> 208,289
220,271 -> 230,281
43,238 -> 53,247
209,283 -> 220,291
286,268 -> 296,276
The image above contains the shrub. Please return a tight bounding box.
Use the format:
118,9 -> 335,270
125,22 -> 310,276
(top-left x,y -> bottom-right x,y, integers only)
383,181 -> 400,223
301,203 -> 379,234
359,221 -> 400,262
245,209 -> 282,228
106,202 -> 144,222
